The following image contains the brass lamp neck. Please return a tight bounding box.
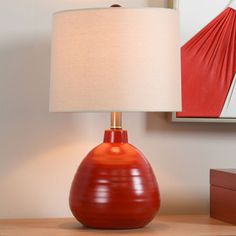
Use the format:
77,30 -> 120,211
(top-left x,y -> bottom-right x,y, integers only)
111,112 -> 122,129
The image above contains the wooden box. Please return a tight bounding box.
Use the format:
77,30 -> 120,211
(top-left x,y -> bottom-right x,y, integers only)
210,169 -> 236,225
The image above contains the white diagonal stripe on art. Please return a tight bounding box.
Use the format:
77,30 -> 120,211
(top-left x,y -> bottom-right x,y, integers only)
220,74 -> 236,118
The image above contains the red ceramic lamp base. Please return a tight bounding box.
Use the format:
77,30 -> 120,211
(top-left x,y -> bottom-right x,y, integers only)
69,129 -> 160,229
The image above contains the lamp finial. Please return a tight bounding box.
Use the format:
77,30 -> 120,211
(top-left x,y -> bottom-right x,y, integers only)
110,4 -> 121,7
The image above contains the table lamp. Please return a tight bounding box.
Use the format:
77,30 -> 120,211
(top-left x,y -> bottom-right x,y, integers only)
50,5 -> 181,229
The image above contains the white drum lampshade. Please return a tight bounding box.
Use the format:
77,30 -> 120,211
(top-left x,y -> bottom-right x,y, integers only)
50,7 -> 181,112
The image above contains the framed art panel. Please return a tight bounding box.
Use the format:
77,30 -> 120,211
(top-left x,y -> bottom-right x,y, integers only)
172,0 -> 236,123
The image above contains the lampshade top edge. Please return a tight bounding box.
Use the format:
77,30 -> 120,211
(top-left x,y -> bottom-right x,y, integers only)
53,7 -> 178,16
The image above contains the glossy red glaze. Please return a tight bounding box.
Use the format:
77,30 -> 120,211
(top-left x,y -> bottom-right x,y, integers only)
69,129 -> 160,229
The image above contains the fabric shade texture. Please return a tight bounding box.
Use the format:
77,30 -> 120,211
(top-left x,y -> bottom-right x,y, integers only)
50,8 -> 181,112
177,5 -> 236,118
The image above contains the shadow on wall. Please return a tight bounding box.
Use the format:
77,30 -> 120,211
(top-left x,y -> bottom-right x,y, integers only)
160,192 -> 208,215
146,113 -> 236,135
0,38 -> 86,180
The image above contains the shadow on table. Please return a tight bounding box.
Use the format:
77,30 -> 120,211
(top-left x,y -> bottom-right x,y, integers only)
59,221 -> 169,235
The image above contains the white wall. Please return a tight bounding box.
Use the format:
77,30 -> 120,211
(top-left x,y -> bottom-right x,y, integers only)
1,0 -> 236,219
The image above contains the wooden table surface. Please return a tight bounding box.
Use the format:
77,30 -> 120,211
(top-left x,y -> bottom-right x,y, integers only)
0,215 -> 236,236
